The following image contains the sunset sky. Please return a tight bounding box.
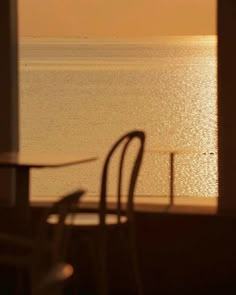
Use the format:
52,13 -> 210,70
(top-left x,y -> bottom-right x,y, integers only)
19,0 -> 216,37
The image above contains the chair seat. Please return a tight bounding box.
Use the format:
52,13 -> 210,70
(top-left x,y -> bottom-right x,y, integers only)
47,213 -> 128,226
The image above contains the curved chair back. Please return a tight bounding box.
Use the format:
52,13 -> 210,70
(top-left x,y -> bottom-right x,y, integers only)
100,130 -> 145,225
32,190 -> 85,289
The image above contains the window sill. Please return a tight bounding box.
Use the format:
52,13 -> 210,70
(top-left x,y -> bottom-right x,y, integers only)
31,195 -> 217,215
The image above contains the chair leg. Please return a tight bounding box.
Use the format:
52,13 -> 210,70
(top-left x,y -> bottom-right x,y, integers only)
95,229 -> 108,295
87,235 -> 100,295
128,226 -> 143,295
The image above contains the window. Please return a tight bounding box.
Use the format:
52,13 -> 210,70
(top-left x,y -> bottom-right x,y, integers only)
18,0 -> 217,203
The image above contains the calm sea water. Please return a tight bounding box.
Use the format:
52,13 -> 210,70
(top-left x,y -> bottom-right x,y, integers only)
19,36 -> 217,199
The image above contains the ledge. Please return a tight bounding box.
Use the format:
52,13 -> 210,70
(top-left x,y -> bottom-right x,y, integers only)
31,195 -> 217,215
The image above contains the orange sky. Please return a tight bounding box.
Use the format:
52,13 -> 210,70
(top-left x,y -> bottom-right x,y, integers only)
19,0 -> 216,37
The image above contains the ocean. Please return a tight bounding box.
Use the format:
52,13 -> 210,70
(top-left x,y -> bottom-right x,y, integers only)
19,36 -> 217,199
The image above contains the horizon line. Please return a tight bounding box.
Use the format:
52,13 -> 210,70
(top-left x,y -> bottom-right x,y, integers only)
19,34 -> 217,39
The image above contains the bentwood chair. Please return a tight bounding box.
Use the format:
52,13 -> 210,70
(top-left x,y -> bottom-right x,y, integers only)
0,189 -> 85,295
48,130 -> 145,295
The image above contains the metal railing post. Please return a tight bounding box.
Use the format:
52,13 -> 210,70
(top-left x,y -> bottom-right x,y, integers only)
170,152 -> 175,206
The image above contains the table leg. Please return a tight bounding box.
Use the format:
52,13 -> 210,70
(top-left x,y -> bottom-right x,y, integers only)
15,167 -> 29,208
15,167 -> 30,232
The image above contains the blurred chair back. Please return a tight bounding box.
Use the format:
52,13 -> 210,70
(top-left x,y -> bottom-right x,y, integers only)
32,190 -> 85,293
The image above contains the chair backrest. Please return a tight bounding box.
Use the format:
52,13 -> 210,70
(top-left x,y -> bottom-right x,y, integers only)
99,130 -> 145,225
32,190 -> 85,287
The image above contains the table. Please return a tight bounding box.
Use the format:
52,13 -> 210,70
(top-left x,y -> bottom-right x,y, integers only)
0,151 -> 97,209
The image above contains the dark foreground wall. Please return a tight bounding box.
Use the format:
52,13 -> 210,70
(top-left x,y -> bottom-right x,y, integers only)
136,212 -> 236,294
65,211 -> 236,294
1,209 -> 236,294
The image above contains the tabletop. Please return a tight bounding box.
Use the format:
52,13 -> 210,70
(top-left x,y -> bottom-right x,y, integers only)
0,151 -> 97,168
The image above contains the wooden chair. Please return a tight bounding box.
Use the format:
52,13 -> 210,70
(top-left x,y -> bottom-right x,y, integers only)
0,189 -> 85,295
48,130 -> 145,295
